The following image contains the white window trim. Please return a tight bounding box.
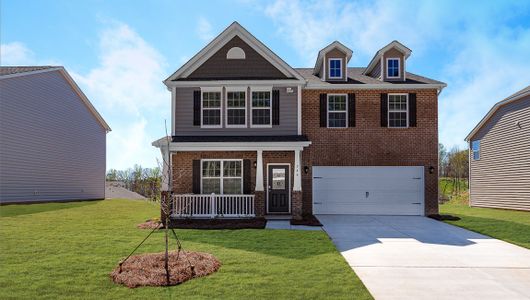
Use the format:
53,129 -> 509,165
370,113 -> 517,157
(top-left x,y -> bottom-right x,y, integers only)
200,159 -> 244,195
472,140 -> 481,160
200,87 -> 223,128
386,58 -> 400,79
250,86 -> 273,128
225,86 -> 247,128
327,94 -> 348,128
328,58 -> 343,79
387,93 -> 409,128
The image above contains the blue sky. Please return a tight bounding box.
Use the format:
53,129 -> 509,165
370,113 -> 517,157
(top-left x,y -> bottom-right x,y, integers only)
2,0 -> 530,170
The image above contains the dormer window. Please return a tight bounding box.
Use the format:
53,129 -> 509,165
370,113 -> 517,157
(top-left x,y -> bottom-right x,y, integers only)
329,58 -> 342,79
387,58 -> 400,78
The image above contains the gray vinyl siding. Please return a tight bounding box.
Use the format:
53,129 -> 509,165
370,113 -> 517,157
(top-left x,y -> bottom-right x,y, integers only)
0,71 -> 106,203
175,86 -> 298,135
186,36 -> 288,80
324,48 -> 347,81
469,96 -> 530,211
382,48 -> 405,82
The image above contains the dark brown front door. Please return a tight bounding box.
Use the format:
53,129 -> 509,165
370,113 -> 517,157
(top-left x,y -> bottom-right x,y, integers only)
268,165 -> 290,213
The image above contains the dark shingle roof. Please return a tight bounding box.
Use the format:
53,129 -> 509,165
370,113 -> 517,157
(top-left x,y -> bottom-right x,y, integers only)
0,66 -> 58,76
172,135 -> 310,143
294,67 -> 445,86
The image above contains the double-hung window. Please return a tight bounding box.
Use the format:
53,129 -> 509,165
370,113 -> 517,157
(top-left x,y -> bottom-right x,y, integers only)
201,89 -> 222,127
201,160 -> 242,194
329,58 -> 342,78
251,88 -> 272,127
328,94 -> 347,128
387,58 -> 400,78
471,140 -> 480,160
388,94 -> 408,128
226,88 -> 246,127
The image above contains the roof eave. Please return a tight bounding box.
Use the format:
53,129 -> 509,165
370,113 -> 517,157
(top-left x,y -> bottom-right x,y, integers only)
465,88 -> 530,141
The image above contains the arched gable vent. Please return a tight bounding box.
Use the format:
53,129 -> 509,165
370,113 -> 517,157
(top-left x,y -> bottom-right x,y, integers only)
226,47 -> 246,59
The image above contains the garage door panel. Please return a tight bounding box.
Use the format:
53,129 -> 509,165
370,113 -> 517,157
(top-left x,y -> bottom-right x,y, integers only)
315,178 -> 418,189
313,166 -> 424,216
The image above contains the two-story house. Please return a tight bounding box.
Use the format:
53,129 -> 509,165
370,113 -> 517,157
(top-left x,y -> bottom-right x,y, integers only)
153,22 -> 446,220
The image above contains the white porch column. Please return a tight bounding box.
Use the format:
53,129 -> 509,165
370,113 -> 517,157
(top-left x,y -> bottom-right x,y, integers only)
160,147 -> 171,191
255,150 -> 264,191
293,149 -> 302,191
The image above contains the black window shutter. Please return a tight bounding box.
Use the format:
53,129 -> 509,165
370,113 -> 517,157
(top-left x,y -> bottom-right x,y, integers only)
272,90 -> 280,125
320,93 -> 327,127
409,93 -> 417,127
243,159 -> 251,194
380,93 -> 388,127
192,160 -> 201,194
193,90 -> 201,126
348,93 -> 356,127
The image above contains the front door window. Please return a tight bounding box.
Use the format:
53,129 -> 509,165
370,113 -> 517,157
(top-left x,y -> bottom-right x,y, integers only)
268,165 -> 290,213
272,169 -> 286,190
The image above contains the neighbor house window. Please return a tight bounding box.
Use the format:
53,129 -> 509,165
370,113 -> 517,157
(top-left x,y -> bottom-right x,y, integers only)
201,160 -> 242,194
226,90 -> 246,127
251,89 -> 271,127
201,91 -> 221,127
328,94 -> 347,128
329,58 -> 342,78
387,58 -> 400,78
388,94 -> 408,128
472,140 -> 480,160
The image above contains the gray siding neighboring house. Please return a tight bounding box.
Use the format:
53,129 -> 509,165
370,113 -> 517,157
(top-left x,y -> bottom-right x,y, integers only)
466,86 -> 530,211
0,66 -> 110,204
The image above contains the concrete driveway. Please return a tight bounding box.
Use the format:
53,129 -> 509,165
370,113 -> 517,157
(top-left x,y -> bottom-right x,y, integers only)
317,215 -> 530,300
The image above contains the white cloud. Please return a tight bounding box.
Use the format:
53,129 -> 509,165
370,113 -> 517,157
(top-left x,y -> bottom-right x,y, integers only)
72,21 -> 170,170
264,0 -> 430,65
197,17 -> 214,42
0,42 -> 35,65
73,22 -> 168,115
264,0 -> 530,149
439,29 -> 530,148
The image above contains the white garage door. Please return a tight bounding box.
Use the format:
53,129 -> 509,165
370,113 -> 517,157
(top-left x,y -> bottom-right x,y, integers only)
313,166 -> 424,215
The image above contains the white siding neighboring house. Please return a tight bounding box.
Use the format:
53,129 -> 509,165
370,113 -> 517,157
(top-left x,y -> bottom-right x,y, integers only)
0,66 -> 111,204
465,85 -> 530,211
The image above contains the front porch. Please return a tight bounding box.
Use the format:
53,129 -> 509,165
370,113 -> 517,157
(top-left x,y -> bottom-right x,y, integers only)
171,193 -> 256,218
153,136 -> 310,219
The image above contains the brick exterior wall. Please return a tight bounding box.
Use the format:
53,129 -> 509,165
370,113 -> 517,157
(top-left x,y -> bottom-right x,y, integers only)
301,89 -> 439,216
171,151 -> 298,217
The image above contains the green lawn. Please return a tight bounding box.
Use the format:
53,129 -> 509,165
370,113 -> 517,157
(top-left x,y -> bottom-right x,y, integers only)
440,201 -> 530,249
0,199 -> 371,300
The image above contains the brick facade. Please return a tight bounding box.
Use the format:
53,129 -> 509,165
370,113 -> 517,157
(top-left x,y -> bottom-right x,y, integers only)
171,151 -> 299,217
301,89 -> 439,216
169,88 -> 439,217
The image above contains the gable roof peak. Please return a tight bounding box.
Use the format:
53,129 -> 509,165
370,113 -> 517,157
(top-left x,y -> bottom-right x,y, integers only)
363,40 -> 412,75
165,21 -> 304,84
313,41 -> 353,75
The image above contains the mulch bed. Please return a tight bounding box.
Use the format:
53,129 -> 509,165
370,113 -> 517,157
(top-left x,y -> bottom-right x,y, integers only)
110,251 -> 221,288
290,214 -> 322,226
137,220 -> 163,229
428,214 -> 461,221
169,218 -> 266,229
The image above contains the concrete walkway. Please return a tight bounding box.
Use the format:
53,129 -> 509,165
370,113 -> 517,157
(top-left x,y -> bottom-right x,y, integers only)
317,215 -> 530,300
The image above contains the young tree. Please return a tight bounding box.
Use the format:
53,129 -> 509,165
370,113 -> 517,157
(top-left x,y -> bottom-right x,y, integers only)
438,143 -> 448,177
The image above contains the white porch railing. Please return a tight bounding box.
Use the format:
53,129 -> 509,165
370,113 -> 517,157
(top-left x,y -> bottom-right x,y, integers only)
172,194 -> 255,218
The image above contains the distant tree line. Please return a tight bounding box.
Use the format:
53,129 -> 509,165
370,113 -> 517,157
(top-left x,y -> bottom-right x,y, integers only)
106,165 -> 161,200
439,143 -> 469,197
